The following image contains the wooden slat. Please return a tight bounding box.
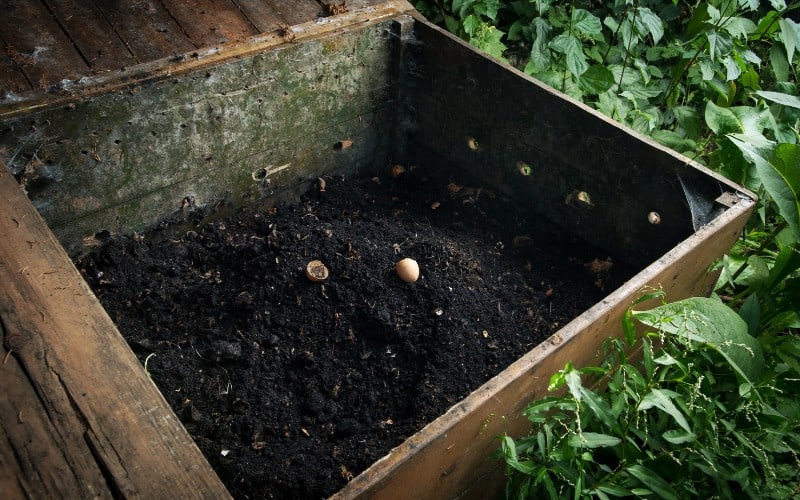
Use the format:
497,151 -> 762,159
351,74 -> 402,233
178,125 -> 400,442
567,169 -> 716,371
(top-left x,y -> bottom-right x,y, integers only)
44,0 -> 137,72
0,162 -> 231,499
94,0 -> 196,64
0,47 -> 31,96
161,0 -> 260,47
0,0 -> 89,89
231,0 -> 285,31
267,0 -> 322,26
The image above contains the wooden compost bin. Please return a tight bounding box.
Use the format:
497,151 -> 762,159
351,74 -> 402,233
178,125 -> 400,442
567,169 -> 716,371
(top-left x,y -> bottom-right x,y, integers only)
0,3 -> 755,498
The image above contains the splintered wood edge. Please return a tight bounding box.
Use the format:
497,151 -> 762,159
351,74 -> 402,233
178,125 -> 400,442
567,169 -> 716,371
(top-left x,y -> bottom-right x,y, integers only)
0,162 -> 231,498
0,0 -> 417,119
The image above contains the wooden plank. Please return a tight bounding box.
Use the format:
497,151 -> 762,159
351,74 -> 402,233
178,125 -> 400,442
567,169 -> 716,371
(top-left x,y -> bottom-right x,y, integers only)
231,0 -> 285,32
94,0 -> 196,64
43,0 -> 137,72
268,0 -> 322,26
0,0 -> 89,89
0,162 -> 231,499
161,0 -> 260,47
0,47 -> 31,96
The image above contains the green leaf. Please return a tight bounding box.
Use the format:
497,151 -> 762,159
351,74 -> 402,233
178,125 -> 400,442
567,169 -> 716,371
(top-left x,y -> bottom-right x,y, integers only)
462,14 -> 482,37
567,432 -> 622,448
626,465 -> 680,500
597,484 -> 633,497
766,144 -> 800,238
444,15 -> 460,35
597,90 -> 629,121
578,64 -> 614,94
687,4 -> 710,39
722,55 -> 741,81
579,387 -> 617,430
662,428 -> 696,444
565,368 -> 583,400
572,9 -> 602,38
779,18 -> 799,65
632,297 -> 765,383
729,140 -> 800,239
755,91 -> 800,110
549,33 -> 588,78
637,388 -> 692,433
770,44 -> 790,82
705,101 -> 773,145
705,101 -> 741,134
738,293 -> 760,336
673,106 -> 703,139
721,16 -> 757,40
635,7 -> 664,45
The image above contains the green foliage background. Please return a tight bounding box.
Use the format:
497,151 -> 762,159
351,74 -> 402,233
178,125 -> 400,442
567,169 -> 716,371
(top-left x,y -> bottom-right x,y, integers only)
414,0 -> 800,497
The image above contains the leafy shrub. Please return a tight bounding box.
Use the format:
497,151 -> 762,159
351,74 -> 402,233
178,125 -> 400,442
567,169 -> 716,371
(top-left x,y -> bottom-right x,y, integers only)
499,295 -> 800,498
415,3 -> 800,497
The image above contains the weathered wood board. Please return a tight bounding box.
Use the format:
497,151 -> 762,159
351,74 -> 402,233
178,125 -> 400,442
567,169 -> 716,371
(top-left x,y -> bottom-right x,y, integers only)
0,0 -> 393,111
0,161 -> 231,498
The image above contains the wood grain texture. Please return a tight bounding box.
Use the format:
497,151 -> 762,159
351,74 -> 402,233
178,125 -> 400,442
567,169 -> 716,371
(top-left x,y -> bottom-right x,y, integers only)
0,0 -> 90,89
0,162 -> 231,499
161,0 -> 260,47
93,0 -> 196,63
44,0 -> 137,72
229,0 -> 284,32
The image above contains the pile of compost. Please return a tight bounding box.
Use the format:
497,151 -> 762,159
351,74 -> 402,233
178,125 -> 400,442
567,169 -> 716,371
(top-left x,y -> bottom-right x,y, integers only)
77,166 -> 626,498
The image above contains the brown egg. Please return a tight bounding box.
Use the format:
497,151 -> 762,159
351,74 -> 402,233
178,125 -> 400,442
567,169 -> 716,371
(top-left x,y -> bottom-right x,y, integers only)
305,260 -> 329,283
395,258 -> 420,283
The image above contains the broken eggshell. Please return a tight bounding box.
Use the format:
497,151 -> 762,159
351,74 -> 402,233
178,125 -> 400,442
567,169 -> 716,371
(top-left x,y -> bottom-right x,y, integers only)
305,260 -> 329,283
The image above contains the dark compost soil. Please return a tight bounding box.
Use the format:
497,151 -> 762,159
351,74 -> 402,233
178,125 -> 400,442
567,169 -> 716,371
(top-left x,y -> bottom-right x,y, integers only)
76,166 -> 629,499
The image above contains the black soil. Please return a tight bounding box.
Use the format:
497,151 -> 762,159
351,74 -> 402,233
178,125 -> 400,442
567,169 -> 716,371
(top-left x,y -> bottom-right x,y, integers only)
77,167 -> 627,499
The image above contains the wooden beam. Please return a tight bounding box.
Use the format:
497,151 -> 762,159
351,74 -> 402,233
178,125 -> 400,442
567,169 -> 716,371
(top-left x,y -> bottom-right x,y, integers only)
0,162 -> 231,498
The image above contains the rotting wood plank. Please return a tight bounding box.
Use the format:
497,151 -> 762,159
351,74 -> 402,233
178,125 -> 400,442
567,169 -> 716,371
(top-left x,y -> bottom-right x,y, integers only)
44,0 -> 137,72
269,0 -> 324,26
0,0 -> 89,90
161,0 -> 260,47
0,47 -> 31,96
94,0 -> 196,64
231,0 -> 285,32
0,162 -> 231,499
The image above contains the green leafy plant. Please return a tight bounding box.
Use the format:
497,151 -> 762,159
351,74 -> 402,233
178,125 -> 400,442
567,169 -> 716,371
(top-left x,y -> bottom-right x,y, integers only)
499,294 -> 800,499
